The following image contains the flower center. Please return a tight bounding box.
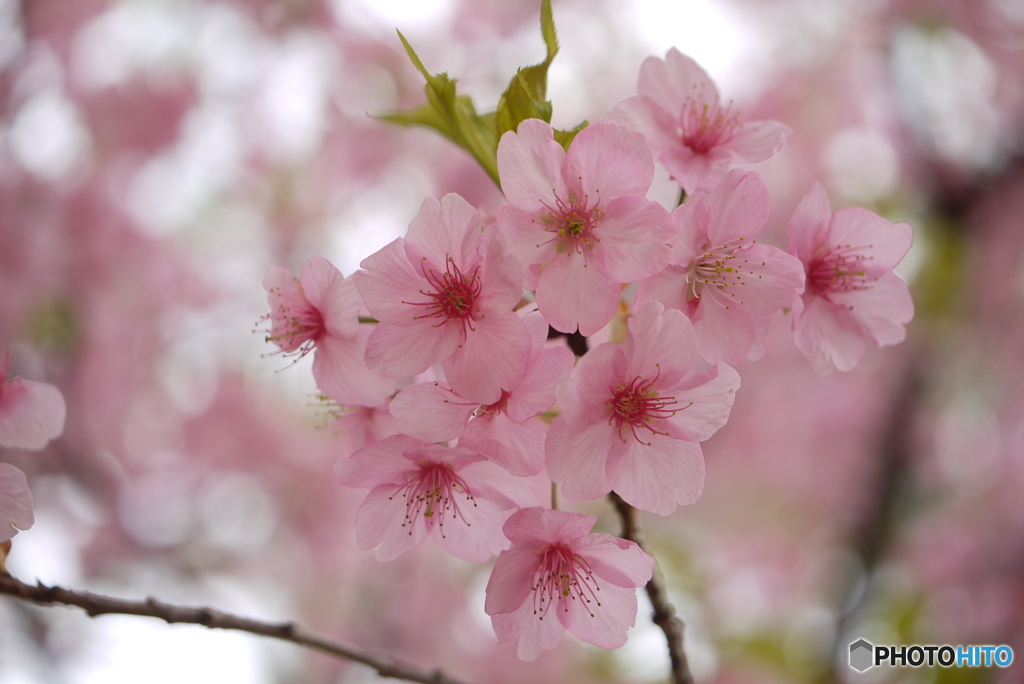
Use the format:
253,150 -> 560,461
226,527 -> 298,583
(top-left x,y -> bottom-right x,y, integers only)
409,255 -> 482,331
389,462 -> 476,539
807,244 -> 875,303
607,372 -> 687,445
687,238 -> 758,306
680,88 -> 741,154
531,544 -> 601,620
475,389 -> 512,417
263,277 -> 327,356
537,192 -> 603,256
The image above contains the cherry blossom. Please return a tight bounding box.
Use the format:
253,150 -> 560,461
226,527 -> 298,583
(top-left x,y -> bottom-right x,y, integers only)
262,256 -> 394,406
496,119 -> 675,335
546,302 -> 740,514
389,310 -> 575,476
635,170 -> 805,365
354,194 -> 531,405
334,434 -> 536,562
788,182 -> 914,374
0,349 -> 66,450
610,48 -> 791,194
484,507 -> 654,661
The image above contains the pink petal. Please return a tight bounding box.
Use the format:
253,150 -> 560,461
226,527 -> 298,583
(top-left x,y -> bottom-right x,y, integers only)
521,309 -> 551,366
664,364 -> 740,442
607,434 -> 704,515
507,346 -> 575,422
496,205 -> 560,268
301,256 -> 360,338
404,194 -> 483,272
622,302 -> 700,385
313,330 -> 394,407
389,381 -> 477,443
707,169 -> 770,246
535,252 -> 620,336
788,182 -> 832,264
497,119 -> 567,210
355,485 -> 429,562
0,463 -> 33,542
364,320 -> 463,379
457,459 -> 538,509
691,293 -> 757,366
0,378 -> 66,450
476,228 -> 526,317
828,208 -> 913,273
834,271 -> 914,346
545,419 -> 615,502
485,540 -> 546,615
501,506 -> 596,546
564,120 -> 654,200
334,434 -> 422,487
492,594 -> 567,661
793,293 -> 866,374
558,342 -> 623,427
660,146 -> 728,195
634,265 -> 691,314
460,412 -> 546,476
442,312 -> 531,405
354,238 -> 429,325
560,581 -> 638,649
637,48 -> 717,123
723,119 -> 791,163
589,197 -> 674,283
571,534 -> 654,588
429,495 -> 512,562
607,95 -> 679,154
709,242 -> 805,317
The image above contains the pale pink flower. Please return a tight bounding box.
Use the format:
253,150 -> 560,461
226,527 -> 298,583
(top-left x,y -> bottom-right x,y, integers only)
546,302 -> 740,515
484,507 -> 654,661
263,256 -> 394,406
610,48 -> 791,195
323,397 -> 400,459
0,463 -> 34,543
788,183 -> 914,374
635,170 -> 805,365
0,350 -> 66,450
334,434 -> 536,562
389,310 -> 575,476
496,119 -> 675,336
354,194 -> 531,405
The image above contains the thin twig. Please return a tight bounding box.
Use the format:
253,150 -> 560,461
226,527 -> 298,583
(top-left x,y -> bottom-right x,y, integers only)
608,492 -> 695,684
0,573 -> 469,684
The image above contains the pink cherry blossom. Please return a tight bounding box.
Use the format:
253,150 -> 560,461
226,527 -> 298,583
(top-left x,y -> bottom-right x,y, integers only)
0,463 -> 34,543
610,48 -> 791,194
262,256 -> 394,406
496,119 -> 675,336
484,507 -> 654,661
788,183 -> 914,374
354,194 -> 531,405
546,302 -> 740,515
0,350 -> 66,450
389,310 -> 575,476
334,434 -> 536,562
635,170 -> 805,365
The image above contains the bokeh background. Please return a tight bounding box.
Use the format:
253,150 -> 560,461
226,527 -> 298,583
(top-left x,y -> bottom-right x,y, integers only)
1,0 -> 1023,682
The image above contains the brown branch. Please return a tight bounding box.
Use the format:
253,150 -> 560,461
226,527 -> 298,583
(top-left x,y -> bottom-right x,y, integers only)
608,492 -> 694,684
0,573 -> 469,684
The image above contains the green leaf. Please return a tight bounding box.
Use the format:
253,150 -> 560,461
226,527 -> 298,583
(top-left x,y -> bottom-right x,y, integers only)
553,121 -> 588,150
494,0 -> 559,140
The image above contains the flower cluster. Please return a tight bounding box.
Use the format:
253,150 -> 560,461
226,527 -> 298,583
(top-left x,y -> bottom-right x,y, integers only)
261,45 -> 914,660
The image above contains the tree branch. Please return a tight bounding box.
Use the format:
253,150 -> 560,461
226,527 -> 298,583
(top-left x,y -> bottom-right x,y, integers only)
0,573 -> 470,684
608,492 -> 695,684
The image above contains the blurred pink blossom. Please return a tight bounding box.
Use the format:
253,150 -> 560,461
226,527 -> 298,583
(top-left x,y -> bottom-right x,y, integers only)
0,349 -> 66,450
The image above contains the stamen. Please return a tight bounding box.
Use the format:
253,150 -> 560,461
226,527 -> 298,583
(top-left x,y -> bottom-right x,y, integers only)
402,255 -> 483,333
531,545 -> 602,620
807,243 -> 876,306
606,366 -> 691,445
679,86 -> 741,154
388,462 -> 477,538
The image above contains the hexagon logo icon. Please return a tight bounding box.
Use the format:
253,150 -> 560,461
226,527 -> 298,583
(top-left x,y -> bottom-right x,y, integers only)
849,639 -> 874,672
